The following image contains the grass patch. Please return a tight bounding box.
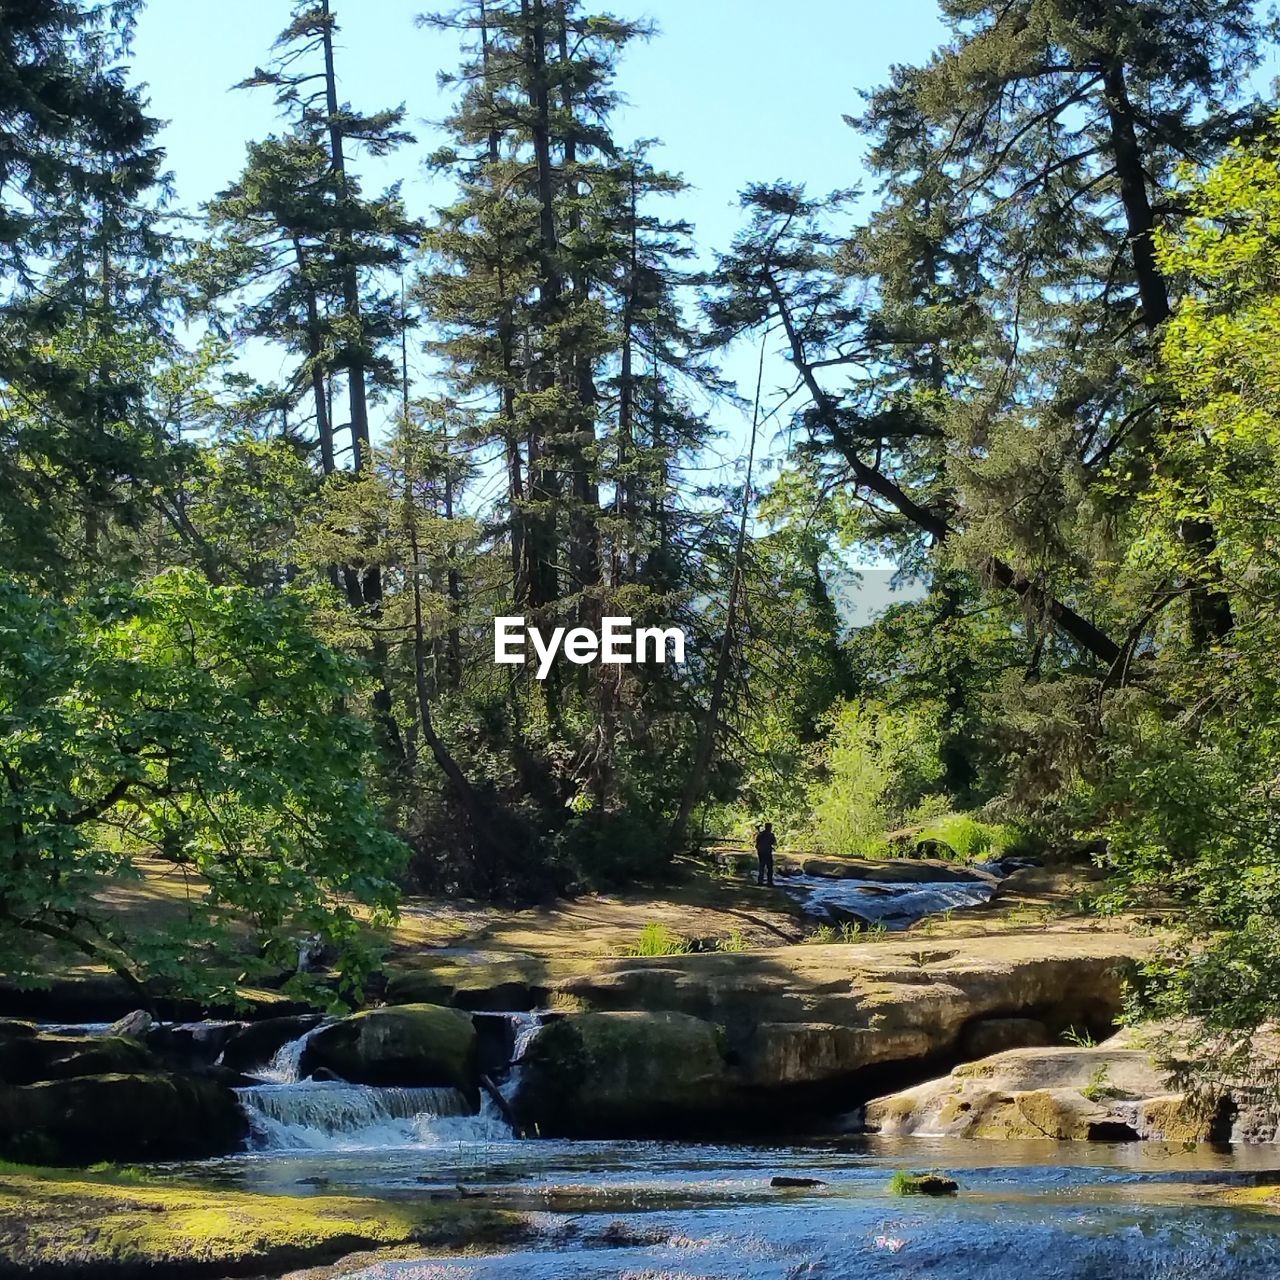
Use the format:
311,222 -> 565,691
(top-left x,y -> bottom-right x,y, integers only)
805,921 -> 886,944
1080,1063 -> 1124,1103
1062,1025 -> 1099,1049
618,922 -> 693,957
0,1167 -> 530,1275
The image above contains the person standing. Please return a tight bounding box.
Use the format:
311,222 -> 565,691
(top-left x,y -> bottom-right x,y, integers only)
755,822 -> 777,887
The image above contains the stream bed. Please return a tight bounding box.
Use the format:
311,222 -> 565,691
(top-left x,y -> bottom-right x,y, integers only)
159,1110 -> 1280,1279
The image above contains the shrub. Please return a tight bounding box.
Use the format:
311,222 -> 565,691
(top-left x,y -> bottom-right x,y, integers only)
915,812 -> 1028,861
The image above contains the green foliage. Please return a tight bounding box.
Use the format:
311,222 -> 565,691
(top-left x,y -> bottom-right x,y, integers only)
806,700 -> 944,855
1061,1027 -> 1098,1050
915,814 -> 1027,862
0,570 -> 407,1002
1080,1064 -> 1118,1103
806,921 -> 884,945
1084,118 -> 1280,1061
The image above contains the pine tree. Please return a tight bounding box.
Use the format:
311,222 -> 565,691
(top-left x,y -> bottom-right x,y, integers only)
847,0 -> 1271,650
0,0 -> 171,582
420,1 -> 723,868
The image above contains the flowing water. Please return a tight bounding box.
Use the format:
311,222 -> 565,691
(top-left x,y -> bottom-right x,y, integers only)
141,1019 -> 1280,1278
778,873 -> 996,927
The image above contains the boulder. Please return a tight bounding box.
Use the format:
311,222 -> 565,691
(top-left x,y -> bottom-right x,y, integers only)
385,956 -> 543,1012
865,1042 -> 1228,1142
893,1172 -> 959,1196
0,1033 -> 155,1086
0,1073 -> 247,1163
384,971 -> 457,1007
108,1010 -> 153,1039
143,1020 -> 240,1071
514,1011 -> 736,1136
299,1004 -> 478,1101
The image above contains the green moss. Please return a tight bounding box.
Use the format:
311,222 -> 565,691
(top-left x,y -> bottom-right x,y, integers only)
301,1004 -> 478,1100
889,1169 -> 959,1196
0,1169 -> 530,1275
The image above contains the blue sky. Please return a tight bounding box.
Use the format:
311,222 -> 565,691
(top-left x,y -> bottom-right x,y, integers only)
131,0 -> 947,406
132,1 -> 947,240
130,1 -> 949,607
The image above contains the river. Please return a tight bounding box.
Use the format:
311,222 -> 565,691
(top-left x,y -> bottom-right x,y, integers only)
155,1074 -> 1280,1279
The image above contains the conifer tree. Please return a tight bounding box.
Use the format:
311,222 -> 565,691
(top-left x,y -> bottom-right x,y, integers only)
0,0 -> 170,582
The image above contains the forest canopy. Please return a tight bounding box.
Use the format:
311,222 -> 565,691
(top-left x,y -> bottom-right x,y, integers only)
4,0 -> 1280,1039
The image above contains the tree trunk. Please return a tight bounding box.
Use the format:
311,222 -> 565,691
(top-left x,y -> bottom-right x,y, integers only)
521,0 -> 563,613
320,0 -> 373,480
1102,60 -> 1233,646
557,6 -> 601,624
669,334 -> 764,853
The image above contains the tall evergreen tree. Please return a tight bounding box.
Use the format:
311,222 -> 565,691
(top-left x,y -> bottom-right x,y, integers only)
0,0 -> 170,583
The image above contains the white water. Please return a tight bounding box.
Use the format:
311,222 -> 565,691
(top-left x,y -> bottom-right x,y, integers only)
235,1080 -> 498,1151
509,1012 -> 545,1065
247,1022 -> 327,1084
232,1013 -> 548,1151
781,875 -> 995,928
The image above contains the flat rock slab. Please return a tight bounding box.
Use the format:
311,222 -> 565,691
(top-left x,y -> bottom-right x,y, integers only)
865,1039 -> 1222,1143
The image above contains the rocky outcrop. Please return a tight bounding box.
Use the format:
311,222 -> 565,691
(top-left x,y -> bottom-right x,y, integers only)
0,1073 -> 247,1163
507,931 -> 1143,1136
550,932 -> 1138,1092
0,1028 -> 156,1086
864,1039 -> 1228,1142
299,1003 -> 478,1103
515,1011 -> 738,1136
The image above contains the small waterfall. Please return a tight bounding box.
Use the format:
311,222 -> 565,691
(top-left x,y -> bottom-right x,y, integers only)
236,1081 -> 479,1151
509,1012 -> 545,1065
498,1012 -> 545,1111
230,1011 -> 546,1150
248,1023 -> 327,1084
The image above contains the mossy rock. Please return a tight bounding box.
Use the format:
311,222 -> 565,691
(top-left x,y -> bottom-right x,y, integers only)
892,1171 -> 959,1196
0,1033 -> 155,1086
384,970 -> 458,1007
299,1004 -> 478,1102
384,958 -> 544,1012
514,1010 -> 735,1137
0,1073 -> 247,1164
